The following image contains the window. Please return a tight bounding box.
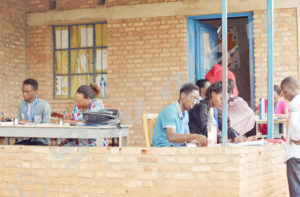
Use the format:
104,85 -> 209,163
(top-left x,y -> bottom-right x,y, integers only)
53,23 -> 107,99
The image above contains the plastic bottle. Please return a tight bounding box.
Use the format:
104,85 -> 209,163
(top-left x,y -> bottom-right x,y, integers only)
207,108 -> 217,145
100,77 -> 106,98
259,98 -> 265,120
1,112 -> 4,122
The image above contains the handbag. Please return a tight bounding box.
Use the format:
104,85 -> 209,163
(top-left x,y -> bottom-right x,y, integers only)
83,109 -> 120,127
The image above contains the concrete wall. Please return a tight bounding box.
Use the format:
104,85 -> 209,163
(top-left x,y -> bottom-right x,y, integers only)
0,0 -> 26,118
1,145 -> 288,197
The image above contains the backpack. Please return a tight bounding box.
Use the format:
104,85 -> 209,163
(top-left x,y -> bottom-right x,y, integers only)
83,109 -> 120,127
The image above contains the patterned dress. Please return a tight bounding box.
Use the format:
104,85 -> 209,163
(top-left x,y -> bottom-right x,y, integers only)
63,98 -> 107,147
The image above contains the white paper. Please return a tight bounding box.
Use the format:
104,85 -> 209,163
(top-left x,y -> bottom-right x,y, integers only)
80,27 -> 93,47
56,29 -> 68,49
96,50 -> 107,71
203,33 -> 211,53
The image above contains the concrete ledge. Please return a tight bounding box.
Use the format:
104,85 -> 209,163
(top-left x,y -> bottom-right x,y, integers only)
27,0 -> 300,26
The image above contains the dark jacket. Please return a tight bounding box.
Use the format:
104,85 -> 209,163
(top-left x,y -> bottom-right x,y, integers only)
188,98 -> 238,140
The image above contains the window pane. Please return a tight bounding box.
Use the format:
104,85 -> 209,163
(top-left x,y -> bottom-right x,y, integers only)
95,24 -> 107,47
55,51 -> 69,75
55,76 -> 69,99
70,25 -> 93,48
95,49 -> 107,73
71,49 -> 93,74
55,27 -> 68,49
71,75 -> 93,98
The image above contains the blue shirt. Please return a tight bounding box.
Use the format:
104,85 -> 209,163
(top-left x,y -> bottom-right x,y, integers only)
152,102 -> 188,147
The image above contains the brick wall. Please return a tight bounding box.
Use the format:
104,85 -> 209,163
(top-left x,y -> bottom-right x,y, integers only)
253,8 -> 299,104
27,0 -> 48,13
0,145 -> 288,197
106,16 -> 188,146
26,25 -> 53,102
0,0 -> 26,118
56,0 -> 95,10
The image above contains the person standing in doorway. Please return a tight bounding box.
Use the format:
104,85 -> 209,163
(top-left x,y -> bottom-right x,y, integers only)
205,55 -> 239,96
281,76 -> 300,197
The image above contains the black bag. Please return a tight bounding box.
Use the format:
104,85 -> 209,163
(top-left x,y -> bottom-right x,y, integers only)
83,109 -> 120,127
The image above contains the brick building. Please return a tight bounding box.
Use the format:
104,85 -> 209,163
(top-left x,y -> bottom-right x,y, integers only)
0,0 -> 300,146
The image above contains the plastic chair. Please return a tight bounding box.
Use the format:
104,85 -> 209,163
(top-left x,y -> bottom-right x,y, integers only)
142,113 -> 158,147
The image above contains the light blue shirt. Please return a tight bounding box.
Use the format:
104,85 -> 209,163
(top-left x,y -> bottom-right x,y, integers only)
152,102 -> 188,147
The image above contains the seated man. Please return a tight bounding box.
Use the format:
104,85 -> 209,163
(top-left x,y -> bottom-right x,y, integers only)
152,83 -> 207,147
15,79 -> 51,146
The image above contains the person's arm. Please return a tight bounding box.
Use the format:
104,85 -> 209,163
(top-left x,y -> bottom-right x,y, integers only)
63,104 -> 82,125
41,102 -> 51,124
165,127 -> 207,146
17,102 -> 22,120
288,103 -> 300,144
217,110 -> 241,142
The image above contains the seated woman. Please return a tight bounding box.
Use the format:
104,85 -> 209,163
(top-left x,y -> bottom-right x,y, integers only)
189,81 -> 243,143
62,83 -> 105,147
227,79 -> 256,137
254,85 -> 289,135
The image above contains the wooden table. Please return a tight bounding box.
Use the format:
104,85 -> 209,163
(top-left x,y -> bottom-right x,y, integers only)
0,124 -> 130,147
255,118 -> 287,138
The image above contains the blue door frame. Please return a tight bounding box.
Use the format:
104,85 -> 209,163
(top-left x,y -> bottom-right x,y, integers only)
187,12 -> 255,109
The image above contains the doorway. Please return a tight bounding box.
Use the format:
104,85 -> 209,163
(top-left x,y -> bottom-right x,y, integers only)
187,12 -> 255,108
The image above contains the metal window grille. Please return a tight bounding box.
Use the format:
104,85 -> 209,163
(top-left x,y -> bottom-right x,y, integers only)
53,23 -> 107,99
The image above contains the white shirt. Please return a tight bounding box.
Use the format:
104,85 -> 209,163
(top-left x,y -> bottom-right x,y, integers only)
285,94 -> 300,161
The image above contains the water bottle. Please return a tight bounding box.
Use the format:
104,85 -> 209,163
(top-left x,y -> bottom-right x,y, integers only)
1,112 -> 4,122
100,77 -> 106,98
207,108 -> 217,145
259,98 -> 265,120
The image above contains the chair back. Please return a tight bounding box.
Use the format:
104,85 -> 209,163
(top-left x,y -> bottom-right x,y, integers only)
142,113 -> 158,147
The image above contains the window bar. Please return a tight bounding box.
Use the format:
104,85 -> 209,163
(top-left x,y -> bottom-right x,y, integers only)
101,24 -> 103,79
93,24 -> 96,83
52,26 -> 56,99
60,27 -> 63,95
86,25 -> 89,84
68,25 -> 71,99
76,26 -> 79,94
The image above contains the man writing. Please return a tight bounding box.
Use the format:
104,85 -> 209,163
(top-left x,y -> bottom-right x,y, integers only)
281,76 -> 300,197
15,79 -> 51,146
152,83 -> 207,147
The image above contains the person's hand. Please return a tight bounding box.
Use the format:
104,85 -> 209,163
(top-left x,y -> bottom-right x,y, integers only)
290,139 -> 300,145
192,134 -> 207,146
18,119 -> 33,124
63,119 -> 78,126
246,136 -> 256,141
233,135 -> 244,143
